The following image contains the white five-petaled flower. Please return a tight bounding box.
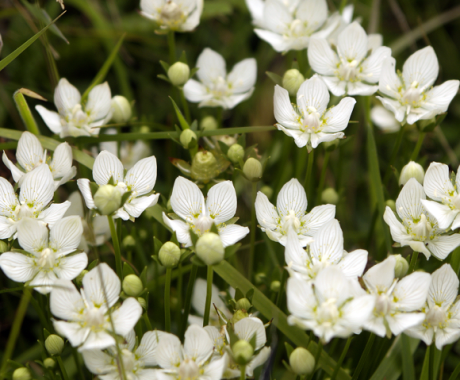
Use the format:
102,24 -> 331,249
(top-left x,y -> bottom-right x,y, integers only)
285,219 -> 368,281
183,48 -> 257,109
36,78 -> 112,138
140,0 -> 203,32
308,22 -> 392,96
287,265 -> 375,343
77,150 -> 160,221
383,178 -> 460,260
363,256 -> 431,337
163,176 -> 249,247
405,264 -> 460,350
50,263 -> 142,352
274,75 -> 356,150
0,164 -> 70,239
155,324 -> 227,380
371,105 -> 400,133
246,0 -> 338,52
0,216 -> 87,294
2,131 -> 76,190
377,46 -> 460,125
255,178 -> 335,246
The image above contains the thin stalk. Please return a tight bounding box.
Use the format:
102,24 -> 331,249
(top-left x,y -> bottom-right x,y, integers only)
240,366 -> 246,380
296,147 -> 309,180
203,265 -> 214,327
248,182 -> 258,280
143,312 -> 153,330
410,131 -> 426,161
13,91 -> 40,135
448,362 -> 460,380
430,345 -> 436,380
421,345 -> 431,380
72,347 -> 85,380
167,31 -> 176,64
308,341 -> 323,380
351,334 -> 375,380
296,49 -> 308,77
315,150 -> 331,206
331,337 -> 353,380
176,262 -> 183,330
401,334 -> 415,380
180,264 -> 198,340
304,149 -> 315,200
408,251 -> 419,274
276,269 -> 288,308
56,356 -> 70,380
165,267 -> 172,332
383,125 -> 405,185
180,89 -> 191,124
108,216 -> 123,279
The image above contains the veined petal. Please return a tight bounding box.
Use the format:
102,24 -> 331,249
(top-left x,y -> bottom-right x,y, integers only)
255,192 -> 278,230
77,179 -> 95,209
2,152 -> 25,183
387,312 -> 425,336
274,85 -> 300,130
79,331 -> 116,352
421,200 -> 457,230
378,57 -> 401,99
296,0 -> 327,28
423,80 -> 460,113
162,214 -> 192,247
263,0 -> 292,34
50,142 -> 74,180
428,234 -> 460,260
170,176 -> 205,221
16,132 -> 44,171
183,79 -> 209,103
301,204 -> 336,237
254,29 -> 289,52
341,294 -> 375,330
50,279 -> 85,320
297,75 -> 330,115
371,105 -> 400,133
246,347 -> 270,377
364,315 -> 386,337
219,224 -> 249,247
35,106 -> 62,135
363,256 -> 396,292
234,317 -> 267,350
53,320 -> 89,347
402,46 -> 438,89
136,330 -> 167,366
16,218 -> 48,256
112,297 -> 142,336
395,178 -> 425,221
206,181 -> 237,225
223,90 -> 254,109
435,328 -> 460,350
55,253 -> 88,280
337,22 -> 368,62
285,228 -> 309,267
203,353 -> 227,380
338,249 -> 368,278
347,82 -> 378,96
314,265 -> 349,304
0,252 -> 36,282
361,46 -> 392,84
322,76 -> 347,96
184,324 -> 213,364
38,201 -> 71,228
307,37 -> 339,76
310,219 -> 344,263
93,151 -> 124,186
383,206 -> 411,245
49,216 -> 83,255
20,164 -> 54,212
0,216 -> 17,239
405,324 -> 434,346
196,48 -> 227,85
311,132 -> 343,149
124,194 -> 160,219
423,162 -> 454,201
277,178 -> 307,218
86,82 -> 112,122
124,156 -> 157,196
30,270 -> 57,294
377,97 -> 406,123
54,78 -> 81,115
276,125 -> 307,147
393,272 -> 431,312
322,97 -> 356,133
227,58 -> 257,94
81,350 -> 114,375
409,241 -> 432,260
428,264 -> 459,308
286,277 -> 316,319
156,333 -> 183,369
82,263 -> 120,308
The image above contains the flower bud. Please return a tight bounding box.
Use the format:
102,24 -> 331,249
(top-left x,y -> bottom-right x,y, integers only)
236,297 -> 251,311
217,135 -> 236,146
111,96 -> 132,124
270,280 -> 281,292
195,232 -> 224,266
260,186 -> 273,199
94,185 -> 122,215
168,62 -> 190,86
393,254 -> 409,279
321,188 -> 339,205
228,144 -> 245,163
232,309 -> 249,323
283,69 -> 305,96
122,274 -> 143,297
255,272 -> 266,284
138,297 -> 147,309
122,235 -> 136,249
200,116 -> 218,130
243,158 -> 263,181
140,125 -> 150,134
233,340 -> 254,365
0,240 -> 7,253
43,358 -> 56,369
290,347 -> 315,375
75,270 -> 88,286
386,199 -> 396,212
45,334 -> 64,355
13,368 -> 31,380
399,161 -> 425,186
191,151 -> 219,182
159,241 -> 181,267
180,129 -> 197,149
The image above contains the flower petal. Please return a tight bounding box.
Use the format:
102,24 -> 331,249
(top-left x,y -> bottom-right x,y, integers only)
0,252 -> 36,282
338,249 -> 368,278
286,277 -> 316,319
124,156 -> 157,196
378,57 -> 401,99
50,142 -> 74,181
296,0 -> 327,28
310,219 -> 344,263
254,29 -> 289,52
196,48 -> 226,85
206,181 -> 237,225
227,58 -> 257,94
363,256 -> 396,292
255,191 -> 278,231
218,224 -> 249,247
297,75 -> 330,115
184,324 -> 214,364
53,320 -> 89,347
156,333 -> 183,369
124,194 -> 160,219
35,106 -> 62,134
2,152 -> 25,183
393,271 -> 431,312
86,82 -> 112,122
93,150 -> 124,186
387,313 -> 425,336
361,46 -> 392,84
55,253 -> 88,280
395,178 -> 425,221
428,234 -> 460,260
423,80 -> 460,114
421,200 -> 456,230
276,178 -> 307,218
183,79 -> 209,103
163,214 -> 192,247
383,206 -> 410,245
79,331 -> 116,352
50,279 -> 85,320
38,201 -> 72,228
19,164 -> 54,212
112,297 -> 142,336
402,46 -> 438,89
82,263 -> 120,308
234,317 -> 267,350
17,217 -> 48,255
428,264 -> 459,308
246,347 -> 270,377
54,78 -> 81,115
77,179 -> 96,209
423,162 -> 454,201
170,176 -> 205,221
81,350 -> 114,375
308,37 -> 339,76
300,204 -> 336,237
137,330 -> 167,366
49,216 -> 83,255
322,97 -> 356,133
274,85 -> 300,130
337,22 -> 368,62
16,132 -> 44,172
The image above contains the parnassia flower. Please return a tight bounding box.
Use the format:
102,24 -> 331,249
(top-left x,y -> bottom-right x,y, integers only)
36,78 -> 112,138
50,263 -> 142,352
255,178 -> 335,246
163,176 -> 249,247
383,178 -> 460,260
308,22 -> 392,96
0,216 -> 87,293
371,105 -> 400,133
274,75 -> 356,151
184,48 -> 257,109
377,46 -> 460,125
77,150 -> 160,221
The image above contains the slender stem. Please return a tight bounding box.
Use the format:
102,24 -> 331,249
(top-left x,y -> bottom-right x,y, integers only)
408,251 -> 419,274
383,125 -> 405,185
143,312 -> 153,330
331,337 -> 353,380
304,149 -> 315,200
240,366 -> 246,380
430,344 -> 436,380
295,147 -> 309,180
176,262 -> 183,330
167,31 -> 176,64
448,361 -> 460,380
248,182 -> 258,280
421,345 -> 431,379
352,334 -> 375,380
410,131 -> 426,161
180,264 -> 198,340
276,269 -> 288,307
180,89 -> 191,124
315,150 -> 331,206
165,267 -> 172,332
401,334 -> 415,380
203,265 -> 214,327
308,341 -> 323,380
72,347 -> 85,380
107,216 -> 123,280
56,356 -> 70,380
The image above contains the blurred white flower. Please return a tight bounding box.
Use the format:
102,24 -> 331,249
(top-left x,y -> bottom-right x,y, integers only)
399,161 -> 425,186
0,216 -> 87,294
255,178 -> 335,246
378,46 -> 460,125
274,75 -> 356,150
308,22 -> 392,96
163,176 -> 249,247
184,48 -> 257,109
2,131 -> 76,190
36,78 -> 112,138
50,263 -> 142,352
383,178 -> 460,260
371,105 -> 400,133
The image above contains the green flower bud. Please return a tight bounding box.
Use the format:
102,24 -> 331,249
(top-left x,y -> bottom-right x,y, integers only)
200,116 -> 218,130
255,272 -> 266,284
282,69 -> 305,96
45,334 -> 64,355
235,297 -> 251,311
270,280 -> 281,292
399,161 -> 425,186
111,95 -> 132,124
393,254 -> 409,279
94,185 -> 122,215
43,358 -> 56,369
13,368 -> 31,380
191,151 -> 219,183
139,125 -> 150,134
159,241 -> 181,267
233,340 -> 254,365
122,274 -> 143,297
0,240 -> 8,253
75,270 -> 88,286
321,188 -> 339,205
232,310 -> 249,323
290,347 -> 315,375
260,186 -> 273,199
180,129 -> 197,149
137,297 -> 147,309
386,199 -> 396,212
122,235 -> 136,249
228,144 -> 245,163
195,232 -> 224,266
168,62 -> 190,86
243,158 -> 263,181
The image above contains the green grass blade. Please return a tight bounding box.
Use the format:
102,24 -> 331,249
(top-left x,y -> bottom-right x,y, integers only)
13,91 -> 40,135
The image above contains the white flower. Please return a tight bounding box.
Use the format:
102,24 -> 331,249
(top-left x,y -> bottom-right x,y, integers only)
255,178 -> 335,246
308,22 -> 392,96
274,75 -> 356,150
0,216 -> 87,294
0,164 -> 70,239
285,219 -> 368,281
36,78 -> 112,138
363,256 -> 431,337
162,176 -> 249,247
246,0 -> 338,52
77,151 -> 160,221
155,324 -> 227,380
377,46 -> 460,125
287,265 -> 375,343
383,178 -> 460,260
50,263 -> 142,352
371,105 -> 400,133
405,264 -> 460,350
183,48 -> 257,109
2,131 -> 76,190
140,0 -> 203,32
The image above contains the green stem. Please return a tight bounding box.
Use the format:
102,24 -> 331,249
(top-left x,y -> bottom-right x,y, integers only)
421,345 -> 431,380
167,31 -> 176,64
383,125 -> 405,186
176,262 -> 183,331
72,347 -> 85,380
410,131 -> 426,161
248,182 -> 258,280
304,149 -> 315,201
315,150 -> 331,206
401,334 -> 415,380
448,362 -> 460,380
331,337 -> 353,380
295,147 -> 308,180
351,334 -> 375,380
430,344 -> 436,380
180,264 -> 198,340
13,92 -> 40,134
203,265 -> 214,327
240,366 -> 246,380
408,251 -> 419,274
165,267 -> 172,332
108,216 -> 123,280
275,269 -> 288,308
308,341 -> 323,380
143,312 -> 153,330
56,356 -> 70,380
296,49 -> 308,76
180,89 -> 191,124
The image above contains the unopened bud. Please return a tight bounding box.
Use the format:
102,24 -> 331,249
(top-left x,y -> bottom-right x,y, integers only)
195,232 -> 224,266
386,199 -> 396,212
191,151 -> 218,182
139,125 -> 150,134
180,129 -> 197,149
122,235 -> 136,249
137,297 -> 147,309
43,358 -> 56,369
290,347 -> 315,375
45,334 -> 64,355
236,298 -> 251,311
260,186 -> 273,199
0,240 -> 7,253
321,188 -> 339,205
122,274 -> 143,297
283,69 -> 305,96
270,280 -> 281,292
13,368 -> 31,380
232,309 -> 249,323
233,340 -> 254,365
228,144 -> 245,163
399,161 -> 424,186
76,270 -> 88,286
393,254 -> 409,279
159,241 -> 181,267
255,272 -> 266,284
168,62 -> 190,86
200,116 -> 218,130
94,185 -> 122,215
243,158 -> 262,181
111,96 -> 132,124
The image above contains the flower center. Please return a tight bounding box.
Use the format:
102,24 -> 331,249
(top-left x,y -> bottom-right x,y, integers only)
301,107 -> 321,133
17,203 -> 35,220
121,349 -> 136,373
287,19 -> 311,38
38,248 -> 56,269
160,1 -> 184,22
209,77 -> 231,98
66,104 -> 90,128
426,306 -> 447,328
193,215 -> 214,235
84,307 -> 106,329
337,59 -> 360,82
400,81 -> 424,109
282,210 -> 301,231
178,359 -> 200,380
375,294 -> 392,316
410,213 -> 432,241
317,299 -> 339,324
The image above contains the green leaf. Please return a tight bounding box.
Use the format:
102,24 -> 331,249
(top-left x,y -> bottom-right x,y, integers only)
234,288 -> 245,301
285,342 -> 294,357
159,60 -> 170,73
265,71 -> 282,85
88,259 -> 99,270
121,191 -> 133,207
157,74 -> 171,83
140,267 -> 147,287
13,91 -> 40,135
153,237 -> 163,256
210,223 -> 219,234
224,243 -> 241,260
169,97 -> 190,130
123,263 -> 135,278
